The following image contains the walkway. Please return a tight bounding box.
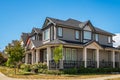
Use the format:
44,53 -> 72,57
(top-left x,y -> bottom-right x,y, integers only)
0,72 -> 120,80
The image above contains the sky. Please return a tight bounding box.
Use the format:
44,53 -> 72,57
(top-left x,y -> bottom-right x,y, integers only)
0,0 -> 120,51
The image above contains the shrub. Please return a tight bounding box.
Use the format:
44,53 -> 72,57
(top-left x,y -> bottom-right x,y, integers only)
30,64 -> 39,73
63,68 -> 77,74
20,64 -> 31,72
46,70 -> 63,75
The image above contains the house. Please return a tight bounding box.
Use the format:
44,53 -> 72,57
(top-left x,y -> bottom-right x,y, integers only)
21,17 -> 120,69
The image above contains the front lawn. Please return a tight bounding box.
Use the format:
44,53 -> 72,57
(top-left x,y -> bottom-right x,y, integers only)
0,66 -> 115,79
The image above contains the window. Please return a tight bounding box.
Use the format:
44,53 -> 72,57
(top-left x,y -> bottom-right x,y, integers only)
44,29 -> 50,40
95,34 -> 98,41
32,36 -> 35,40
108,36 -> 111,43
84,31 -> 91,40
75,30 -> 79,39
83,31 -> 92,43
58,27 -> 63,37
71,49 -> 77,61
65,48 -> 71,60
43,50 -> 47,61
64,48 -> 77,61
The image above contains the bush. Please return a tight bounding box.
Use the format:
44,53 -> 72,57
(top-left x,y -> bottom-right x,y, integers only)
46,70 -> 63,75
20,64 -> 31,72
20,63 -> 47,73
63,68 -> 77,74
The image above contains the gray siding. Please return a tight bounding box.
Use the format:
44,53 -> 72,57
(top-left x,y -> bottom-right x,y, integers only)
98,34 -> 112,46
57,27 -> 80,42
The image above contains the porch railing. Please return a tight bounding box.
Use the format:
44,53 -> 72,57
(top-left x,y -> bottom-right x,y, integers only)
115,62 -> 119,68
99,61 -> 113,68
87,61 -> 97,68
63,60 -> 84,69
49,60 -> 84,69
49,60 -> 117,69
49,60 -> 60,69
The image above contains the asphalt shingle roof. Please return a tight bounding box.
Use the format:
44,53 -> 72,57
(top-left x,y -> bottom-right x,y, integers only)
45,17 -> 115,36
21,33 -> 29,44
31,40 -> 42,48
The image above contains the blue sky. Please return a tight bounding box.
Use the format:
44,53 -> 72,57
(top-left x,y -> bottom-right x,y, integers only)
0,0 -> 120,51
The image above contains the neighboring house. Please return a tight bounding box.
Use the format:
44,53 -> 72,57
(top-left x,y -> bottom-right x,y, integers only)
21,17 -> 120,69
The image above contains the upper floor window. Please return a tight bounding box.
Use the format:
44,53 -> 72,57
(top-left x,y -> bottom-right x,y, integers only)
32,36 -> 35,40
44,29 -> 49,40
58,27 -> 63,37
84,31 -> 91,40
75,30 -> 79,39
95,34 -> 98,41
108,36 -> 111,43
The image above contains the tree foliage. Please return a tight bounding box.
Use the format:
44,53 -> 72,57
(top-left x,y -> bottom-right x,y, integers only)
0,52 -> 7,65
5,40 -> 25,68
53,45 -> 63,70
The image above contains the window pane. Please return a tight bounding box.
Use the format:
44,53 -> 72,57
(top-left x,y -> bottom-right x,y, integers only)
65,48 -> 71,60
43,50 -> 47,61
58,27 -> 62,37
75,30 -> 79,39
44,29 -> 49,40
95,34 -> 98,41
84,31 -> 91,40
108,36 -> 111,43
71,49 -> 77,61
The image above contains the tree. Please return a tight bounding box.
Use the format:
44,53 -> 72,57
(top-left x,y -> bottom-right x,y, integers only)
53,44 -> 63,70
5,40 -> 25,74
0,52 -> 7,65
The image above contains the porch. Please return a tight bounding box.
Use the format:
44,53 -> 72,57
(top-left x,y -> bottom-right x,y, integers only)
24,45 -> 120,69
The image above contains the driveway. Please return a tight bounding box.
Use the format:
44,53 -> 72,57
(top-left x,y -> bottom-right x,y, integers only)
0,72 -> 120,80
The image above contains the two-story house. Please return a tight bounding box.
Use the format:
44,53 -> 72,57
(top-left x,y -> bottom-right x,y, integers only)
22,17 -> 120,69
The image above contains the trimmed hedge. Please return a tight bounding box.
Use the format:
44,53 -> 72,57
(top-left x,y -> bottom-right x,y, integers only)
63,68 -> 120,74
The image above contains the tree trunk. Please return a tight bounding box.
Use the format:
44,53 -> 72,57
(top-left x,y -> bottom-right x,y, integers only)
14,66 -> 16,74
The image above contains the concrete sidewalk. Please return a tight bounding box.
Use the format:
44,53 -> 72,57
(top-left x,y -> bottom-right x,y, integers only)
0,72 -> 120,80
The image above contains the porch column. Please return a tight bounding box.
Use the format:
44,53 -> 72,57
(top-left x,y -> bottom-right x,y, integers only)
112,51 -> 115,68
36,49 -> 40,63
96,49 -> 99,68
47,46 -> 51,69
83,47 -> 87,68
25,53 -> 28,64
32,50 -> 35,64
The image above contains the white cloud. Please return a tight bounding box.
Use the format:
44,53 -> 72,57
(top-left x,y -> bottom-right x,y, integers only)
113,33 -> 120,47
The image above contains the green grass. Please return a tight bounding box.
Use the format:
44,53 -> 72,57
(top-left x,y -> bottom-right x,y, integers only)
0,66 -> 116,79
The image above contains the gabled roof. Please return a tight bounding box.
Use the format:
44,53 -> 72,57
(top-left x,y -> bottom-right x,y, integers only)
42,17 -> 115,36
21,33 -> 30,44
31,27 -> 42,36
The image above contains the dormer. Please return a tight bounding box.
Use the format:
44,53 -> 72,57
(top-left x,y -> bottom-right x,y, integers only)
82,21 -> 95,43
30,28 -> 42,41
